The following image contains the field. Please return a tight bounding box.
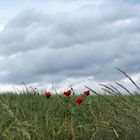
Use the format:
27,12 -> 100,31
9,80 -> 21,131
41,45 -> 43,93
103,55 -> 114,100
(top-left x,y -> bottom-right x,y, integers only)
0,91 -> 140,140
0,70 -> 140,140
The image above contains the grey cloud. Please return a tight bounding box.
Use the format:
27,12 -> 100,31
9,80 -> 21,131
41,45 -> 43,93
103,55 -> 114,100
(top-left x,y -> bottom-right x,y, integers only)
1,3 -> 140,54
0,1 -> 140,85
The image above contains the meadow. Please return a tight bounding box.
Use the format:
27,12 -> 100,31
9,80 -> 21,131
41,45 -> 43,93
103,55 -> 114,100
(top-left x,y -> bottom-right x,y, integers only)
0,69 -> 140,140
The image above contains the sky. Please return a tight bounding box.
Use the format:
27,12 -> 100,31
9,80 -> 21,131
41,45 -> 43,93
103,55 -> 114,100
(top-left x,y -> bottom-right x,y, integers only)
0,0 -> 140,93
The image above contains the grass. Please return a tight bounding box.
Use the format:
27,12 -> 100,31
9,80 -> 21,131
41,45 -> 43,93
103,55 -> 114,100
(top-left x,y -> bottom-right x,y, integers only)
0,92 -> 140,140
0,69 -> 140,140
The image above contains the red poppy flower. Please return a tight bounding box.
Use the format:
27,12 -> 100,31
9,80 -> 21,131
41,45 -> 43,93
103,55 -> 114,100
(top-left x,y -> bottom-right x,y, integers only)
64,89 -> 72,96
84,90 -> 90,96
44,91 -> 51,98
75,97 -> 83,104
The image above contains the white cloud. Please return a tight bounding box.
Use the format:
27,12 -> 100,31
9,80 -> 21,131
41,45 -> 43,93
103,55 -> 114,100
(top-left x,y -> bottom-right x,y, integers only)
0,24 -> 4,32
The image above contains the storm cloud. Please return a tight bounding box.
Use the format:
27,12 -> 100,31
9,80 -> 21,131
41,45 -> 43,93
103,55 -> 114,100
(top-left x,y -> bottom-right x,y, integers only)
0,0 -> 140,91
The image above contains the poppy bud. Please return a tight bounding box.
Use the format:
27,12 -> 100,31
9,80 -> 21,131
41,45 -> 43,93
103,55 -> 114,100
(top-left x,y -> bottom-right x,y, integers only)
84,90 -> 90,96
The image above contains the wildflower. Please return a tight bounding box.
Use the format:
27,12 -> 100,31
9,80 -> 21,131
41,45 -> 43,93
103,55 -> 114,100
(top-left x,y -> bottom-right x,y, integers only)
84,90 -> 90,96
44,91 -> 51,98
75,97 -> 83,104
64,89 -> 72,96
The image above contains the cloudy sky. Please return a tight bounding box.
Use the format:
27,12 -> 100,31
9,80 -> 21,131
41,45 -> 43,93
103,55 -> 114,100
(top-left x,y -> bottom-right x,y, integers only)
0,0 -> 140,92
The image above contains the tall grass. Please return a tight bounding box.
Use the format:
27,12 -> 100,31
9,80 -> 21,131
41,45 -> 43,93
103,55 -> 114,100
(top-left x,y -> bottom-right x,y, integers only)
0,69 -> 140,140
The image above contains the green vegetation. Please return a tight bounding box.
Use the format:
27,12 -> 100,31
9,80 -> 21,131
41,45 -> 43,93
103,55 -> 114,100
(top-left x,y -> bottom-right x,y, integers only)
0,69 -> 140,140
0,92 -> 140,140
